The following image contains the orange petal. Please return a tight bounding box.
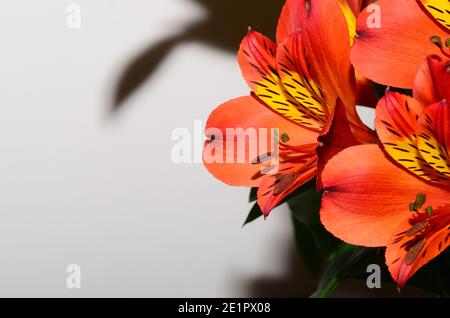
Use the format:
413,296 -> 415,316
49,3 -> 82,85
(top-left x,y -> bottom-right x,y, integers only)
320,144 -> 450,247
276,0 -> 309,43
351,0 -> 448,89
416,100 -> 450,183
301,0 -> 355,112
413,57 -> 450,105
203,96 -> 318,187
301,0 -> 375,143
257,155 -> 317,217
386,204 -> 450,288
238,30 -> 323,130
316,99 -> 359,189
375,91 -> 447,185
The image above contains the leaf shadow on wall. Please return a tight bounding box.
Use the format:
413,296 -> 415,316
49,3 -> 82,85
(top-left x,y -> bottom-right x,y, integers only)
111,0 -> 284,112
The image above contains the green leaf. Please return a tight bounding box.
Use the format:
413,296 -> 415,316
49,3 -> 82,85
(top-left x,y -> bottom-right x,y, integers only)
310,245 -> 369,298
372,82 -> 413,99
249,187 -> 257,203
242,202 -> 263,226
292,216 -> 324,279
287,181 -> 341,280
289,187 -> 340,258
243,179 -> 316,227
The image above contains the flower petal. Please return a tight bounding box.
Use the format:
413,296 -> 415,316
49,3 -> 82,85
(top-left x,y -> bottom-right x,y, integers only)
301,0 -> 375,143
413,57 -> 450,105
257,155 -> 317,217
238,30 -> 323,130
375,91 -> 447,185
321,144 -> 450,247
337,0 -> 358,44
416,100 -> 450,183
418,0 -> 450,31
277,32 -> 329,121
351,0 -> 448,88
302,0 -> 355,111
203,96 -> 318,187
316,99 -> 359,189
386,204 -> 450,288
276,0 -> 309,43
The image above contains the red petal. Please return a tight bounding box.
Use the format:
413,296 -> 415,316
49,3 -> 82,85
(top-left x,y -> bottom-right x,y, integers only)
386,204 -> 450,288
276,32 -> 329,123
320,144 -> 450,247
276,0 -> 309,43
257,155 -> 317,217
302,0 -> 355,112
375,91 -> 447,185
416,100 -> 450,183
316,99 -> 359,189
413,57 -> 450,105
301,0 -> 375,143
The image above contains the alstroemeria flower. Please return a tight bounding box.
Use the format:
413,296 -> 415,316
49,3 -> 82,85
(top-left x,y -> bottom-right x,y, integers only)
320,56 -> 450,287
352,0 -> 450,89
204,0 -> 375,217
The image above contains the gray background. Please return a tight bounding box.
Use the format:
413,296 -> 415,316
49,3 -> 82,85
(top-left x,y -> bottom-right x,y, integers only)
0,0 -> 388,297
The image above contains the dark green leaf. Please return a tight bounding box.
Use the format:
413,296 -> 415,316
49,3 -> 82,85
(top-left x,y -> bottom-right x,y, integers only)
249,187 -> 257,203
372,82 -> 413,100
242,202 -> 263,226
310,245 -> 369,298
292,216 -> 324,279
243,179 -> 316,227
289,186 -> 340,259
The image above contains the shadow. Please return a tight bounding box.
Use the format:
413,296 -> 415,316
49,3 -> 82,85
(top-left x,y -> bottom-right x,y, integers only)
245,244 -> 316,298
112,0 -> 284,112
245,241 -> 433,298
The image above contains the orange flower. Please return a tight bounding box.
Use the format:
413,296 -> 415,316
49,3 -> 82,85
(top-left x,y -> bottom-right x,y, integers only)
204,0 -> 375,217
351,0 -> 450,89
320,56 -> 450,287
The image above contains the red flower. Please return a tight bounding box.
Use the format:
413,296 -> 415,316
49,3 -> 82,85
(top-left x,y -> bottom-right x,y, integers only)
320,56 -> 450,287
204,0 -> 374,217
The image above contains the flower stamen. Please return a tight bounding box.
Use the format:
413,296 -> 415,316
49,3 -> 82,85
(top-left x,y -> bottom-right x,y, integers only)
430,35 -> 450,58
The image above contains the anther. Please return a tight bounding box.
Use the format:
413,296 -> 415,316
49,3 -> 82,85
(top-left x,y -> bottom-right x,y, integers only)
430,35 -> 450,58
430,35 -> 443,48
406,238 -> 426,265
425,206 -> 433,218
410,193 -> 426,211
405,221 -> 428,237
281,133 -> 290,143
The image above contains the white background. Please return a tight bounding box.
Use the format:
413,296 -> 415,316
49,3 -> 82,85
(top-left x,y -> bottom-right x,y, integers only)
0,0 -> 381,297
